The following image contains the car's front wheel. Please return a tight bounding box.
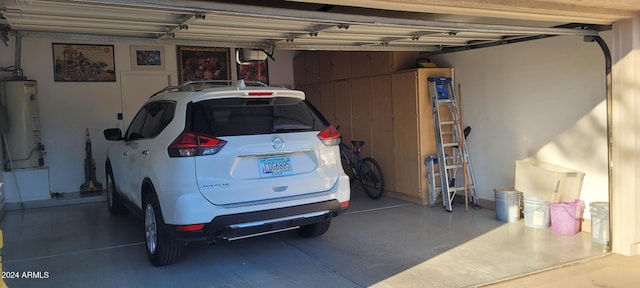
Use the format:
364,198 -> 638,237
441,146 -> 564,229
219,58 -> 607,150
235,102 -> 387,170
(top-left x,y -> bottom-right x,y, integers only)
296,219 -> 331,238
144,192 -> 183,266
106,164 -> 126,215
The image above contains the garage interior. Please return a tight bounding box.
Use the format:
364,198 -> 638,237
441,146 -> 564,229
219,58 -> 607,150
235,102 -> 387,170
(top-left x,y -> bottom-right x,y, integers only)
0,0 -> 639,287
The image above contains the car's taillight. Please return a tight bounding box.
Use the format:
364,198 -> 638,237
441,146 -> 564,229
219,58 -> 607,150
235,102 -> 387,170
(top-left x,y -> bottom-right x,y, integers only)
317,125 -> 341,146
176,224 -> 205,232
248,91 -> 273,96
167,132 -> 227,157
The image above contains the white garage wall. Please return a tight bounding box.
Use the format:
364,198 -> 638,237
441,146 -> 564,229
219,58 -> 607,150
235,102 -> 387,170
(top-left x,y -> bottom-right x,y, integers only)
0,33 -> 609,208
0,37 -> 296,193
431,32 -> 610,212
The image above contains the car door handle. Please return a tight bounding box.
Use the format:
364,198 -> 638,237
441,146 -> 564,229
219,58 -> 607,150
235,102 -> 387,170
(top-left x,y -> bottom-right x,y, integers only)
142,150 -> 150,155
123,151 -> 129,156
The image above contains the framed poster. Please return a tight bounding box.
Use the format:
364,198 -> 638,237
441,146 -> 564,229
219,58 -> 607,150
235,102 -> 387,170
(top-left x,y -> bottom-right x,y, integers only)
130,45 -> 165,70
52,43 -> 116,82
237,60 -> 269,84
177,46 -> 230,83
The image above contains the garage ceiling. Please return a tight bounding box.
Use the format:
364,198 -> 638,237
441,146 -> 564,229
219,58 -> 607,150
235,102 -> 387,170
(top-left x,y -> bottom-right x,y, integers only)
1,0 -> 637,54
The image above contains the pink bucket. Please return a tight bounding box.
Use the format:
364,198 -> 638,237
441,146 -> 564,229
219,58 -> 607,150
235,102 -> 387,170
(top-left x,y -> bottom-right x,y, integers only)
549,199 -> 585,235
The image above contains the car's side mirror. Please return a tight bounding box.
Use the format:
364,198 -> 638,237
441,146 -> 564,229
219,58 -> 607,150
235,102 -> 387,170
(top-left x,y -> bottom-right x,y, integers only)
103,128 -> 123,141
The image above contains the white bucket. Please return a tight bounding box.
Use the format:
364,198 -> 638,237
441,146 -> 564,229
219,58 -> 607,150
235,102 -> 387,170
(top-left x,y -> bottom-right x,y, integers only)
523,194 -> 550,229
494,187 -> 521,222
590,202 -> 609,244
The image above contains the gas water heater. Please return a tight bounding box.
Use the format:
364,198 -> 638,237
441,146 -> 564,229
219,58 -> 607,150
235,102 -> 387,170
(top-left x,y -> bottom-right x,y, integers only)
0,80 -> 43,169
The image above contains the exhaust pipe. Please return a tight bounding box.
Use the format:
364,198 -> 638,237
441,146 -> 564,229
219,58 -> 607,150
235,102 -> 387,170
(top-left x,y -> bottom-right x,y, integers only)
12,34 -> 24,80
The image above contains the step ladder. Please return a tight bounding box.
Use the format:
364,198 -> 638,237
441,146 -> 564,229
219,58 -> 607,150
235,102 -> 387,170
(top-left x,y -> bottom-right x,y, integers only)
428,77 -> 479,212
425,155 -> 441,208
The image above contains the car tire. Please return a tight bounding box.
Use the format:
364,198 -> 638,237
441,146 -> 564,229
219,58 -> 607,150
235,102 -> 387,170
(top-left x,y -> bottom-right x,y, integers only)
296,219 -> 331,238
144,192 -> 183,266
106,164 -> 127,215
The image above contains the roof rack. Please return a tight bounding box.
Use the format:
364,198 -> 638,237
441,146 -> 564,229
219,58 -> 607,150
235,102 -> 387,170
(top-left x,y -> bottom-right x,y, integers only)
151,79 -> 268,97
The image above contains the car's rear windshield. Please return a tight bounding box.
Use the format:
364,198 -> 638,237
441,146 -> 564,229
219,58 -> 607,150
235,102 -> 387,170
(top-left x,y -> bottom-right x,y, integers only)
187,97 -> 328,136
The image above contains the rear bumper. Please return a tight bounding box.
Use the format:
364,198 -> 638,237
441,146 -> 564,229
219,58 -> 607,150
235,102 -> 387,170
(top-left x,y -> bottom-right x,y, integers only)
167,199 -> 344,242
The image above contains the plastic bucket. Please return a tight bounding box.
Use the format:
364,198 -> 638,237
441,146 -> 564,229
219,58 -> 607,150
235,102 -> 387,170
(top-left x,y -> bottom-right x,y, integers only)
494,187 -> 521,222
523,194 -> 550,229
590,202 -> 609,244
549,199 -> 585,235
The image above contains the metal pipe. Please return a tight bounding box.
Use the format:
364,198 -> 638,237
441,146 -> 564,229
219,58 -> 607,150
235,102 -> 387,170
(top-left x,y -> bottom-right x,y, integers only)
421,34 -> 557,56
10,34 -> 24,80
13,34 -> 22,79
591,35 -> 612,252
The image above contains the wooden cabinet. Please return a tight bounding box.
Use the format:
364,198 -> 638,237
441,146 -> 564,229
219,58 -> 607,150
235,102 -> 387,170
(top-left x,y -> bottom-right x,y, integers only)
370,75 -> 395,192
351,78 -> 372,158
350,52 -> 371,78
390,68 -> 453,205
371,51 -> 419,75
305,52 -> 320,84
331,52 -> 351,80
293,54 -> 307,85
294,51 -> 418,85
333,80 -> 353,144
319,82 -> 336,123
293,52 -> 320,85
318,51 -> 333,83
294,51 -> 453,205
300,84 -> 319,107
350,51 -> 418,78
301,80 -> 352,144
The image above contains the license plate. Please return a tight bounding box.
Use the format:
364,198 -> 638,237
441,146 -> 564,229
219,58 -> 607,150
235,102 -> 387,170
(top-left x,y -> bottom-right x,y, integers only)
259,156 -> 293,177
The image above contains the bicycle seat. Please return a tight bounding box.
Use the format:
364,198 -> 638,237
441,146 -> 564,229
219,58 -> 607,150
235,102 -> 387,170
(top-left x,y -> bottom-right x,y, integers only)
351,140 -> 365,147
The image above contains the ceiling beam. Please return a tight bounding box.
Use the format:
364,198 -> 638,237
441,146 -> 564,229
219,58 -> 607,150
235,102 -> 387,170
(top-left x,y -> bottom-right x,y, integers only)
286,0 -> 638,24
50,0 -> 601,37
160,13 -> 205,40
274,42 -> 443,51
14,30 -> 270,49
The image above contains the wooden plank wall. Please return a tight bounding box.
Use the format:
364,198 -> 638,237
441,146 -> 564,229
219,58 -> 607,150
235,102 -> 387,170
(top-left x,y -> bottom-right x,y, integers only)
370,75 -> 395,192
295,51 -> 456,205
391,71 -> 421,200
350,78 -> 373,158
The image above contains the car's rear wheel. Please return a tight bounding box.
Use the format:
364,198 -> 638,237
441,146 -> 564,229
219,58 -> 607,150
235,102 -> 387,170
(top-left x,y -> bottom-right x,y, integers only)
296,219 -> 331,238
106,164 -> 126,215
144,192 -> 183,266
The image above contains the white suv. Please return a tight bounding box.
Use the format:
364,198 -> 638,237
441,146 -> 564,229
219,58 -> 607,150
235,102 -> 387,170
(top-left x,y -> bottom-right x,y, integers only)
103,80 -> 351,266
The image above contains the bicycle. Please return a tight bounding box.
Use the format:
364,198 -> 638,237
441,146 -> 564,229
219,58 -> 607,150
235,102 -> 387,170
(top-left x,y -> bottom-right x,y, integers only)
339,138 -> 385,199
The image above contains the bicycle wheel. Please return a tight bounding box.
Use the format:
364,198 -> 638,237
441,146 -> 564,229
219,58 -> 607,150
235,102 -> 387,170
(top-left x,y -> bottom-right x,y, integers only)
360,157 -> 385,199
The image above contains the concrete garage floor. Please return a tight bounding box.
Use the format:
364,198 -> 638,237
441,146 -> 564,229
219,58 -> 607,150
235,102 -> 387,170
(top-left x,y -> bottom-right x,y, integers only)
480,253 -> 640,288
0,189 -> 607,288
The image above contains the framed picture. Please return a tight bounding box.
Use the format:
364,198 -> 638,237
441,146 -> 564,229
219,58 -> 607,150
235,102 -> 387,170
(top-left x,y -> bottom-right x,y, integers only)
130,45 -> 165,70
52,43 -> 116,82
237,60 -> 269,84
177,46 -> 230,83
